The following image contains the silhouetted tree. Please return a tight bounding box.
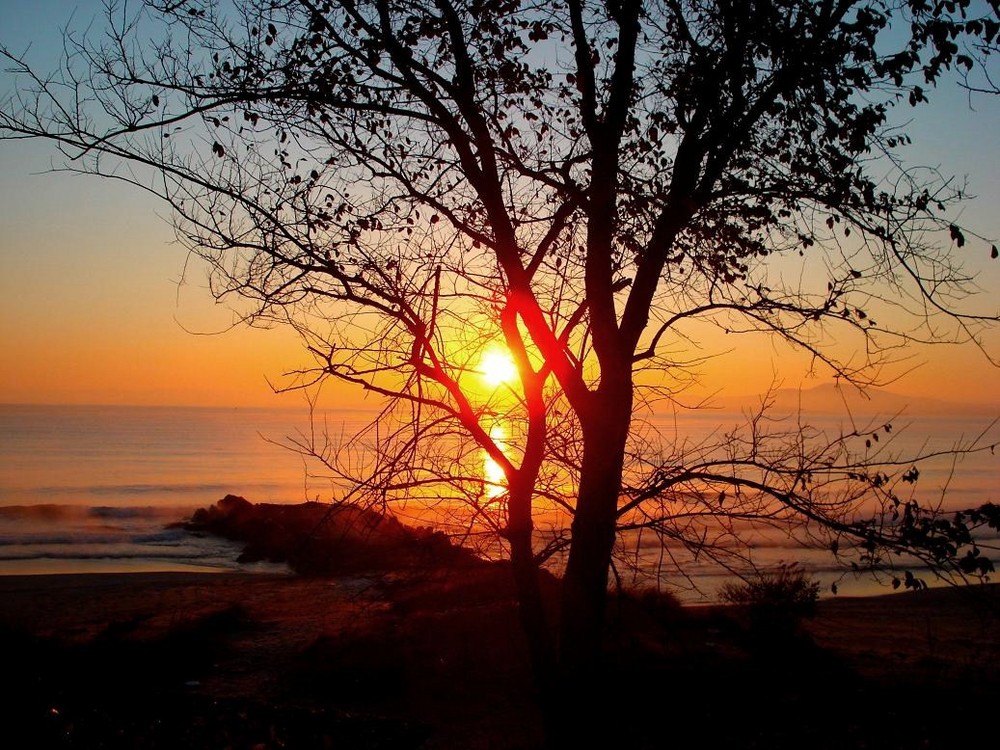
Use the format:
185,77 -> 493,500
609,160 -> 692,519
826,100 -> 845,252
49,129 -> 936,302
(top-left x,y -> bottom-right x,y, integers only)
3,0 -> 999,742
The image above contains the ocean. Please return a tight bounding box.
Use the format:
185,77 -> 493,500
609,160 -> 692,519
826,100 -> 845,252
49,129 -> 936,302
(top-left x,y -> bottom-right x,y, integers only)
0,404 -> 369,576
0,402 -> 996,599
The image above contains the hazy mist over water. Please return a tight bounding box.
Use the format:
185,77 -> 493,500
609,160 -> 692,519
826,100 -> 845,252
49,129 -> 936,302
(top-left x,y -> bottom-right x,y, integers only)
0,402 -> 996,595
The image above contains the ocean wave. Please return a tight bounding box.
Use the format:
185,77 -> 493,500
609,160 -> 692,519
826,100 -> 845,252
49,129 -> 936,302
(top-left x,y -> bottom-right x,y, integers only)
89,505 -> 193,519
0,504 -> 196,521
0,534 -> 135,546
0,504 -> 90,520
0,547 -> 235,561
0,529 -> 209,547
0,504 -> 248,568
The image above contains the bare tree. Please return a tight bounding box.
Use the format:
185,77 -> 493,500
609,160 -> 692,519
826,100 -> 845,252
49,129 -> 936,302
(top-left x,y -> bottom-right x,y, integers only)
3,0 -> 999,740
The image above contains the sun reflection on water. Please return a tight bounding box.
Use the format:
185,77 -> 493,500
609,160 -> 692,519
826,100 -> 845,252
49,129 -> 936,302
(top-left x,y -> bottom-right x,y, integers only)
483,423 -> 508,498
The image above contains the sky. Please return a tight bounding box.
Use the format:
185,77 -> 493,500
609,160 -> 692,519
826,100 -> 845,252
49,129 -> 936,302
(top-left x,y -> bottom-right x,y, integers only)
1,0 -> 999,409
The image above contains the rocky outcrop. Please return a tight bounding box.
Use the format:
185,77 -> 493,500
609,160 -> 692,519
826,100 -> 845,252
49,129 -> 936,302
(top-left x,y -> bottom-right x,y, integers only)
186,495 -> 484,575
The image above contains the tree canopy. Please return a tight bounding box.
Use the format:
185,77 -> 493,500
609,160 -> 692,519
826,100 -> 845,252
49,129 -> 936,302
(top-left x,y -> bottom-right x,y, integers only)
3,0 -> 999,738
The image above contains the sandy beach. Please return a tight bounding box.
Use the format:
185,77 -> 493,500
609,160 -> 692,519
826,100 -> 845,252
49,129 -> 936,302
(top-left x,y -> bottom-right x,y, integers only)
2,566 -> 998,749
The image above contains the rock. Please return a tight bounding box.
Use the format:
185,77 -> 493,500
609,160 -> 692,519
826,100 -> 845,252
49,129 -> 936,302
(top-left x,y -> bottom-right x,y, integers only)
185,496 -> 484,575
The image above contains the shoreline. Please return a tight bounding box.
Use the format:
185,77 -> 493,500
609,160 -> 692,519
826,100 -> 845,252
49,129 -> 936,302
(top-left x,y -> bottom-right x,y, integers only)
4,567 -> 996,602
0,542 -> 985,604
3,496 -> 997,607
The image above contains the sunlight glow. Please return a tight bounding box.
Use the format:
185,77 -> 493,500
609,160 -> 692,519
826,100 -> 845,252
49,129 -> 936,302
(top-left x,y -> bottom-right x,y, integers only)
479,346 -> 518,387
483,423 -> 508,499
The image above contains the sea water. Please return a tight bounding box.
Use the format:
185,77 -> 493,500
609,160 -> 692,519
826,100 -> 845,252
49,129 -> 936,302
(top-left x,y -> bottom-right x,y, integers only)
0,404 -> 370,575
614,406 -> 999,599
0,403 -> 996,598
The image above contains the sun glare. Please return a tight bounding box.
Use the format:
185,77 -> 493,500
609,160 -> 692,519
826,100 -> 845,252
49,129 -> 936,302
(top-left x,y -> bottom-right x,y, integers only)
484,423 -> 508,499
479,347 -> 518,387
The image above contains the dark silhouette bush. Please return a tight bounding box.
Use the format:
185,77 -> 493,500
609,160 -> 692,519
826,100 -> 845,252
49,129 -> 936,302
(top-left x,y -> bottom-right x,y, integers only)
720,563 -> 820,639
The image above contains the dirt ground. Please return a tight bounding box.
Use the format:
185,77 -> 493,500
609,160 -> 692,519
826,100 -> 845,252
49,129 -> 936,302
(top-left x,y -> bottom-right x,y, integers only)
2,570 -> 998,749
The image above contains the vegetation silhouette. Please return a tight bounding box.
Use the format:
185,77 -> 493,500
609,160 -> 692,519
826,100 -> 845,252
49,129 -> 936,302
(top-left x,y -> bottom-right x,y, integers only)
3,1 -> 1000,743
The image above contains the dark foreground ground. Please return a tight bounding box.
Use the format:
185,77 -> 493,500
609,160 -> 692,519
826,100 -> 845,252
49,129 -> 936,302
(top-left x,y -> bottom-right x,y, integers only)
2,569 -> 998,750
2,497 -> 998,749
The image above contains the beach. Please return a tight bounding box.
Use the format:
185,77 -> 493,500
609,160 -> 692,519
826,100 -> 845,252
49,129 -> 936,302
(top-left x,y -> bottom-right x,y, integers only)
2,405 -> 998,747
3,567 -> 997,749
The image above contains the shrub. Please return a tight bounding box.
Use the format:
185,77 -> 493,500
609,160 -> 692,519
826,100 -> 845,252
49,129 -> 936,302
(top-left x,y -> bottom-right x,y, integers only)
719,563 -> 820,636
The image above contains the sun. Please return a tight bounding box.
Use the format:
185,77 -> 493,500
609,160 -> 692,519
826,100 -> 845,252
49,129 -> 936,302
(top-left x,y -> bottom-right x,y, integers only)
478,346 -> 518,387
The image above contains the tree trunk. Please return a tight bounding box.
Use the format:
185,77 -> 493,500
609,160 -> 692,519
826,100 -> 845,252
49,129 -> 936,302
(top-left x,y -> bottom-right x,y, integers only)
507,482 -> 556,680
559,387 -> 631,662
553,385 -> 632,743
503,474 -> 563,747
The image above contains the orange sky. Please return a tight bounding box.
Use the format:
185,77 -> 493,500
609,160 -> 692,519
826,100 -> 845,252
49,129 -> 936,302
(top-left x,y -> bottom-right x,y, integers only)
1,2 -> 998,410
1,134 -> 998,409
